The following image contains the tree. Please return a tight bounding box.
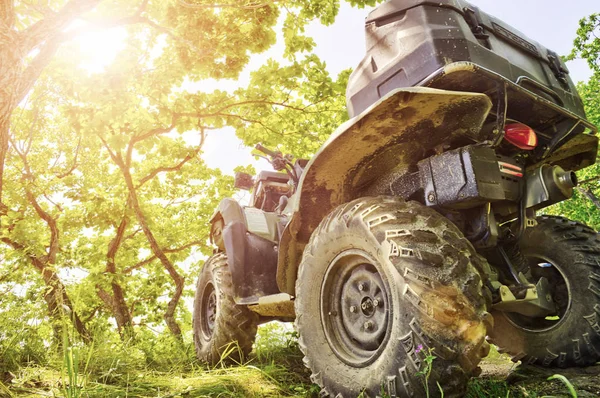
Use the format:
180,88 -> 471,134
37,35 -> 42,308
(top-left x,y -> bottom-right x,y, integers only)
552,14 -> 600,229
0,0 -> 381,350
0,0 -> 377,210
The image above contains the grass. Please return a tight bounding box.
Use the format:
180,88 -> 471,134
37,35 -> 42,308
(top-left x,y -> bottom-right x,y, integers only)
2,322 -> 315,398
6,365 -> 306,397
5,355 -> 313,397
0,326 -> 589,398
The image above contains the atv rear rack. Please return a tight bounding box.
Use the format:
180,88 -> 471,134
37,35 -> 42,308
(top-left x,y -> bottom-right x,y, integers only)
419,62 -> 598,164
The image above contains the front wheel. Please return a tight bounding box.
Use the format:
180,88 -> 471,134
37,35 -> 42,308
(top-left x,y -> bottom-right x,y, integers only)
295,197 -> 491,398
193,253 -> 259,365
489,216 -> 600,367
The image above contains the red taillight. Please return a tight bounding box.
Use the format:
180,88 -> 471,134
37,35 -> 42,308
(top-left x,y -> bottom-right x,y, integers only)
504,123 -> 538,150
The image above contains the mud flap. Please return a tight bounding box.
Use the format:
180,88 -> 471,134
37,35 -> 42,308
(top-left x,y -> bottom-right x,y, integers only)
223,221 -> 280,303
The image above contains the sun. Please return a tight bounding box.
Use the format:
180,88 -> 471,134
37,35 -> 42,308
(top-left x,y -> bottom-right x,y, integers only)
73,27 -> 128,74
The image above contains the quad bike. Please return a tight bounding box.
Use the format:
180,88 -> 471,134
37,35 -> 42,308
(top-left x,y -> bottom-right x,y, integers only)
193,0 -> 600,396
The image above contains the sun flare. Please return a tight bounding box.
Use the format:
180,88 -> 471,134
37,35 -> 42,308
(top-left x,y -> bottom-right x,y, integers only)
73,27 -> 128,73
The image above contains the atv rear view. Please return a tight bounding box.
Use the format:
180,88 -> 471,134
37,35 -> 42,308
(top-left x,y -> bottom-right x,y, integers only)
193,1 -> 600,397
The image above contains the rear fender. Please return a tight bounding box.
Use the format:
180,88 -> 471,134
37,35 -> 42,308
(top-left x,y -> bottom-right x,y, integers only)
276,87 -> 492,294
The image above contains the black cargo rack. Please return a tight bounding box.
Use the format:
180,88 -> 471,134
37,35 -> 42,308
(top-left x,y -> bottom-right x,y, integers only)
418,62 -> 597,162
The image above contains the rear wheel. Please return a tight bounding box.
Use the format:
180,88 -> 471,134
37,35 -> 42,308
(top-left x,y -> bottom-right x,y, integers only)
489,216 -> 600,367
193,253 -> 259,365
295,197 -> 491,398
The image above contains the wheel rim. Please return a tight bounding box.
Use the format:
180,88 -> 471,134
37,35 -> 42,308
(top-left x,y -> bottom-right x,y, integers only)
321,250 -> 391,367
504,255 -> 572,332
201,282 -> 217,338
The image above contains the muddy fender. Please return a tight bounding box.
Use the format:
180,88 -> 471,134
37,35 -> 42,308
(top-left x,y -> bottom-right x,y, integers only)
276,87 -> 493,294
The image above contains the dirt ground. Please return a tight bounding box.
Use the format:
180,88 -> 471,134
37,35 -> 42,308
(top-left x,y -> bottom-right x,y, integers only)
478,352 -> 600,397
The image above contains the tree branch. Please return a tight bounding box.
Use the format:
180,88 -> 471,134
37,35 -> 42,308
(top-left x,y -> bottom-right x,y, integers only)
130,115 -> 179,145
22,0 -> 103,52
15,35 -> 64,106
97,134 -> 121,165
578,175 -> 600,185
124,227 -> 142,240
136,129 -> 205,189
113,148 -> 185,337
0,262 -> 20,284
577,187 -> 600,209
177,0 -> 278,10
16,1 -> 152,104
55,134 -> 82,179
0,0 -> 16,29
83,305 -> 103,323
107,209 -> 129,272
123,240 -> 203,274
10,135 -> 60,264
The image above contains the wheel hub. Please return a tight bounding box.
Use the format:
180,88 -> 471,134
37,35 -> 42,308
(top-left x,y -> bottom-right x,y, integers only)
201,283 -> 217,337
321,250 -> 391,366
340,269 -> 387,349
361,297 -> 375,316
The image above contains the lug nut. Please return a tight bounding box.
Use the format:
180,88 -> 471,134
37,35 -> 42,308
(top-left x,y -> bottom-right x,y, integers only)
358,283 -> 365,291
373,299 -> 380,307
364,321 -> 373,331
349,305 -> 357,313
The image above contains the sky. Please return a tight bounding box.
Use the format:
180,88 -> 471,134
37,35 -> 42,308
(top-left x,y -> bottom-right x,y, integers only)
200,0 -> 599,175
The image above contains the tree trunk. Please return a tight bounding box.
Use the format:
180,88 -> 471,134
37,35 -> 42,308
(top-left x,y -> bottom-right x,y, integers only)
0,31 -> 21,207
118,163 -> 184,338
40,264 -> 92,344
111,281 -> 134,339
97,213 -> 135,339
96,283 -> 134,340
1,237 -> 92,344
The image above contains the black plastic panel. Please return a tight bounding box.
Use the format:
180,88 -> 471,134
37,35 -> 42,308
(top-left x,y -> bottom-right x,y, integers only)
223,221 -> 280,302
419,146 -> 506,208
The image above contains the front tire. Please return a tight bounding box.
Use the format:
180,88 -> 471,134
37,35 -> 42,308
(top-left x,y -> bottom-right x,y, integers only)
295,197 -> 491,398
489,216 -> 600,367
193,253 -> 259,365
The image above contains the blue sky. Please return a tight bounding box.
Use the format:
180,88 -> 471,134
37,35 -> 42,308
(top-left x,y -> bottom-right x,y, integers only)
202,0 -> 598,174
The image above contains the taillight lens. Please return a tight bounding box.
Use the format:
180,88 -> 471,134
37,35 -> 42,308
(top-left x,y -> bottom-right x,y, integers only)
504,123 -> 538,150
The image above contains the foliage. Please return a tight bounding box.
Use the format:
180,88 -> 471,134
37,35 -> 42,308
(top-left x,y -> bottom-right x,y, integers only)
547,14 -> 600,229
415,345 -> 438,398
567,13 -> 600,74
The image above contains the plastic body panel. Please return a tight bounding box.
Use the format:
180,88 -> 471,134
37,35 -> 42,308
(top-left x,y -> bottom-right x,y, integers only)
419,146 -> 506,208
222,221 -> 280,303
210,199 -> 282,303
347,0 -> 585,120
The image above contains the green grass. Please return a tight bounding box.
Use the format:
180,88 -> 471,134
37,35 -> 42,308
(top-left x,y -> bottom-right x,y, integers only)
3,322 -> 315,398
0,327 -> 588,398
6,365 -> 309,397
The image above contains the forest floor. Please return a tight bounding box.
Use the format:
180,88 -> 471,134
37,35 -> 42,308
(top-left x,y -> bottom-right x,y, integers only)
2,324 -> 599,398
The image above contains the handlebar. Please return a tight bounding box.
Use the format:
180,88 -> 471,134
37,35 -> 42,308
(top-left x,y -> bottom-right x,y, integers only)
255,143 -> 278,158
254,143 -> 300,184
